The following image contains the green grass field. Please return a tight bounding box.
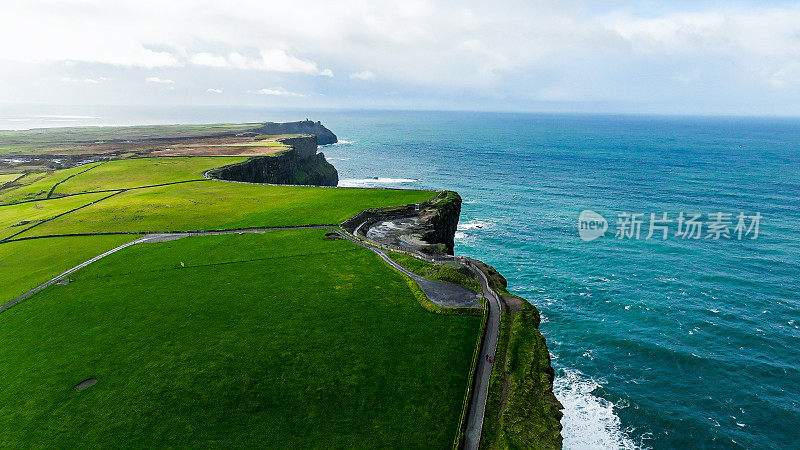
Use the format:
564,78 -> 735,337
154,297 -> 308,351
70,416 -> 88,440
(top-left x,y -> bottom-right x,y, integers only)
0,192 -> 110,240
388,251 -> 482,293
0,173 -> 21,185
0,229 -> 480,447
0,234 -> 139,302
0,163 -> 103,205
52,157 -> 246,195
15,180 -> 434,237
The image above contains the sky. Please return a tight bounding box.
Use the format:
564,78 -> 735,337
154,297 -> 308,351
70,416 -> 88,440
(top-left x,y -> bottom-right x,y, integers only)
1,0 -> 800,116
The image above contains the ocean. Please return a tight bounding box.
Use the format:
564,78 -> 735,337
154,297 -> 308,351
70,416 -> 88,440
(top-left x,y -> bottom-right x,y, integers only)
3,108 -> 799,448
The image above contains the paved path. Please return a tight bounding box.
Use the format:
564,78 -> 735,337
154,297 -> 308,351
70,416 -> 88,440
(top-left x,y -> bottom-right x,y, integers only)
463,261 -> 503,450
330,228 -> 480,308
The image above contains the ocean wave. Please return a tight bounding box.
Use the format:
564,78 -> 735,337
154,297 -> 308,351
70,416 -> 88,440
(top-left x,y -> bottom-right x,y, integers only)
320,139 -> 354,147
554,368 -> 641,450
338,177 -> 419,187
458,219 -> 491,230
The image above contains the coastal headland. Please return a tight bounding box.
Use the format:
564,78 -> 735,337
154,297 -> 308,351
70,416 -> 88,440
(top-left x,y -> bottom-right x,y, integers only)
0,120 -> 561,448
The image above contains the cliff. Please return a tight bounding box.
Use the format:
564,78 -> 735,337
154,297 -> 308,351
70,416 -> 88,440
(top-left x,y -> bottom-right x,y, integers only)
342,192 -> 563,448
206,135 -> 338,186
256,120 -> 338,145
479,264 -> 564,449
341,190 -> 461,255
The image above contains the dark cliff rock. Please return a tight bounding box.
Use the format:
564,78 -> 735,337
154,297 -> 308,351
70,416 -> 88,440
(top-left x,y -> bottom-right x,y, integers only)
421,191 -> 460,254
206,135 -> 338,186
256,120 -> 338,145
341,190 -> 461,255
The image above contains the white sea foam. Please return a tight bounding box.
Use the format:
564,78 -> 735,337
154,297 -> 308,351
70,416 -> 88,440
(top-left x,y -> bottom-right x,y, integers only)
338,177 -> 419,187
554,368 -> 641,450
320,139 -> 353,147
458,219 -> 491,230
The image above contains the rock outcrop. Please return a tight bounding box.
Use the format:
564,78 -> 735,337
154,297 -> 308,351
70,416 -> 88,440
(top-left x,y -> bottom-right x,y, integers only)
206,135 -> 338,186
342,191 -> 461,255
256,120 -> 338,145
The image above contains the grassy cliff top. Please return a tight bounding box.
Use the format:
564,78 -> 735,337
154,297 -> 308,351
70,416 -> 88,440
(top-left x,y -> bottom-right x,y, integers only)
0,123 -> 485,446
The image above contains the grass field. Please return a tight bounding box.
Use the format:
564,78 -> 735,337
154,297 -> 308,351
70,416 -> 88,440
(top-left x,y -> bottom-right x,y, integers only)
0,229 -> 481,447
0,192 -> 110,240
0,163 -> 103,205
0,173 -> 21,185
16,180 -> 435,237
0,234 -> 139,302
52,157 -> 246,195
388,251 -> 482,293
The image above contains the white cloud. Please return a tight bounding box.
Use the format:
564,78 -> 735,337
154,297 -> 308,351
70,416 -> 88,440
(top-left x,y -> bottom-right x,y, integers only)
60,77 -> 78,83
350,70 -> 375,80
83,77 -> 107,84
249,88 -> 307,97
4,1 -> 800,113
146,76 -> 174,84
191,49 -> 333,77
191,53 -> 228,68
206,88 -> 223,94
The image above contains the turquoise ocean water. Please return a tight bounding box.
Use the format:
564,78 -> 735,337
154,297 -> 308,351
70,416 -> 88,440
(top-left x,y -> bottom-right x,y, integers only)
3,109 -> 798,448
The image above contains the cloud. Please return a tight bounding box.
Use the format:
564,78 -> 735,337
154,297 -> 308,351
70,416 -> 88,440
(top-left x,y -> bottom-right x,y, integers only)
350,70 -> 375,80
146,76 -> 174,84
83,77 -> 107,84
249,88 -> 307,97
191,49 -> 333,77
60,77 -> 78,83
5,1 -> 800,113
191,53 -> 228,68
206,88 -> 223,94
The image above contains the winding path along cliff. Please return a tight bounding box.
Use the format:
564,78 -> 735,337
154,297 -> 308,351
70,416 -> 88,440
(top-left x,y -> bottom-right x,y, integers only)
342,190 -> 563,449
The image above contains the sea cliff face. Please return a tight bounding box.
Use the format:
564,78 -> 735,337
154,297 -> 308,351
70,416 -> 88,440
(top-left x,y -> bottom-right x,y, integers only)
206,135 -> 338,186
342,190 -> 461,255
256,120 -> 338,145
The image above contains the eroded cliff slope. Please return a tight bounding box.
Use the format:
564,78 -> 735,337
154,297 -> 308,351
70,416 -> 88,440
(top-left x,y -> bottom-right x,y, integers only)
206,135 -> 338,186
